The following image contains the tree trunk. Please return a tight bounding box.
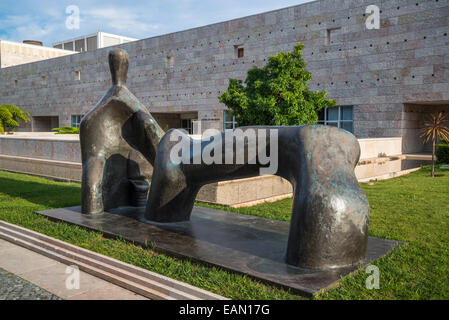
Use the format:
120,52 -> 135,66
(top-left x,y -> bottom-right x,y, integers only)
432,139 -> 436,177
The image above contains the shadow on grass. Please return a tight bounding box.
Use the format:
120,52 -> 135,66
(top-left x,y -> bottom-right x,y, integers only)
0,175 -> 81,209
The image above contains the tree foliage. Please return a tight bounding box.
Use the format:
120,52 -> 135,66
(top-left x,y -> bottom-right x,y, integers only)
0,105 -> 30,134
219,43 -> 336,126
421,112 -> 449,177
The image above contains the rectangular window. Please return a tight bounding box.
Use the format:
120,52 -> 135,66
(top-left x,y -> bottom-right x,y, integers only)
234,45 -> 244,59
64,42 -> 74,51
41,76 -> 46,85
317,106 -> 354,134
326,27 -> 342,45
14,80 -> 18,87
223,110 -> 238,130
71,115 -> 83,128
75,39 -> 85,52
87,36 -> 97,51
75,71 -> 81,81
180,119 -> 193,134
238,48 -> 244,58
166,56 -> 175,68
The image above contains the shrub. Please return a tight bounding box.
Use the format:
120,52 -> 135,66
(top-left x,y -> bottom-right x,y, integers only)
219,43 -> 335,126
0,105 -> 30,133
436,144 -> 449,164
52,127 -> 80,134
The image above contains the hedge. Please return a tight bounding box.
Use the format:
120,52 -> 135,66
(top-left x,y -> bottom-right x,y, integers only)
436,144 -> 449,164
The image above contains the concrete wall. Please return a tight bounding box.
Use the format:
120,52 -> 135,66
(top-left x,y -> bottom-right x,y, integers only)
0,0 -> 448,142
358,137 -> 402,159
0,133 -> 427,206
0,40 -> 74,68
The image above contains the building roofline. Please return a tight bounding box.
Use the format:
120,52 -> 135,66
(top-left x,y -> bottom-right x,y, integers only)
122,0 -> 317,43
52,1 -> 316,47
52,31 -> 138,46
0,39 -> 76,54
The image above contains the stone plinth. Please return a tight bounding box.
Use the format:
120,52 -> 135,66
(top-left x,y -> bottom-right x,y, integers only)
36,206 -> 400,296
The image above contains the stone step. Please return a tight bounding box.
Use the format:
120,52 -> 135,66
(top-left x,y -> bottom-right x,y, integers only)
0,220 -> 227,300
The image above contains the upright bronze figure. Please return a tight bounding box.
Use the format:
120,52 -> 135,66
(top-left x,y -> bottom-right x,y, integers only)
80,49 -> 164,214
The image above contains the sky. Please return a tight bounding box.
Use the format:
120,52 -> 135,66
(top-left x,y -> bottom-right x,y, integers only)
0,0 -> 312,46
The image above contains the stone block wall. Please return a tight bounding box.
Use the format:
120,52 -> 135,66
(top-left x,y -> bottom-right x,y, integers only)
0,40 -> 74,68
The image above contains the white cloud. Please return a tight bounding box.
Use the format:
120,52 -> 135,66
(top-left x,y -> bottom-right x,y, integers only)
82,7 -> 160,36
0,0 -> 313,45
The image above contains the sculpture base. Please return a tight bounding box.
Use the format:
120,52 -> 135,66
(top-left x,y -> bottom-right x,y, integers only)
35,206 -> 399,296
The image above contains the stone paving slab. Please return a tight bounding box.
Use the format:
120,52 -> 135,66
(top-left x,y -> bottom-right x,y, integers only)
0,238 -> 148,300
0,267 -> 61,300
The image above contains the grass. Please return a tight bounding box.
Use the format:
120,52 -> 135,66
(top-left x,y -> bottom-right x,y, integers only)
0,166 -> 448,299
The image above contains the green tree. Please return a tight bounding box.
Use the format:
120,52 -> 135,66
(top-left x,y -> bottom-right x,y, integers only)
219,43 -> 336,126
0,105 -> 30,134
421,112 -> 449,177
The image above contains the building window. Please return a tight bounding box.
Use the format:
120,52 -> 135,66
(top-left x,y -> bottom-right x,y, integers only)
234,45 -> 244,58
14,80 -> 18,87
325,27 -> 342,45
41,76 -> 46,84
75,71 -> 81,80
224,110 -> 238,130
166,56 -> 175,68
238,47 -> 244,58
180,119 -> 193,134
318,106 -> 353,133
71,115 -> 83,128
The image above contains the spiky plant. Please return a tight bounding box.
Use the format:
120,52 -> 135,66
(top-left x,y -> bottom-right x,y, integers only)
421,112 -> 449,177
0,105 -> 30,134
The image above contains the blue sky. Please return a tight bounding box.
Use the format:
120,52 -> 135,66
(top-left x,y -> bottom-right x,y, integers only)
0,0 -> 312,46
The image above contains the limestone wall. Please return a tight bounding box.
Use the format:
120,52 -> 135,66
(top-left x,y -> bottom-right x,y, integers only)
0,40 -> 74,68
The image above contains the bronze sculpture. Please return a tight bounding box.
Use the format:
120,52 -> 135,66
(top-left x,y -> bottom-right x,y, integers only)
79,49 -> 164,214
80,49 -> 370,270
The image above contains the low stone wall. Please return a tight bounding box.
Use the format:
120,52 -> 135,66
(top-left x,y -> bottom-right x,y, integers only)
0,133 -> 426,207
197,175 -> 293,207
358,137 -> 402,160
0,133 -> 80,162
0,133 -> 81,182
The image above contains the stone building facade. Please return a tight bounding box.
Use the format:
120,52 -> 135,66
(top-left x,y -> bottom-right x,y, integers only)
1,0 -> 449,153
0,40 -> 74,68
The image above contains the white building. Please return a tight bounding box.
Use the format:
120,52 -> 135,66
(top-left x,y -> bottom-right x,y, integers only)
52,32 -> 138,52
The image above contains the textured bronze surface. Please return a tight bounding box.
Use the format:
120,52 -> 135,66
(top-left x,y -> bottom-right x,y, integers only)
36,206 -> 398,297
147,126 -> 370,270
80,49 -> 371,271
79,49 -> 164,215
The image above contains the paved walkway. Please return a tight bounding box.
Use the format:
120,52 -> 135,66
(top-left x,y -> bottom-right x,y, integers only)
0,267 -> 60,300
0,238 -> 148,300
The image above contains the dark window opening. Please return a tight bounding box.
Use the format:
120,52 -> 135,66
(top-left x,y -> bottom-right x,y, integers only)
317,106 -> 354,134
237,47 -> 244,58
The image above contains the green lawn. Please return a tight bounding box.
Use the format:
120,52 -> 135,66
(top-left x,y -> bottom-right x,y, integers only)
0,166 -> 448,299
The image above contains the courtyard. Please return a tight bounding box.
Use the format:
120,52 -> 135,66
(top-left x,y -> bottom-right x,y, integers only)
0,166 -> 447,300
